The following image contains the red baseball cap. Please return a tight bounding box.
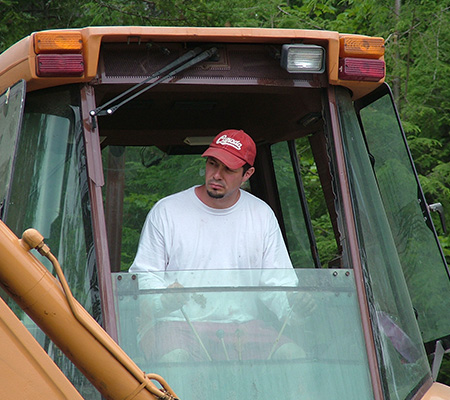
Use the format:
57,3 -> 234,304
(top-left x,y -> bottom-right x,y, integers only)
202,129 -> 256,169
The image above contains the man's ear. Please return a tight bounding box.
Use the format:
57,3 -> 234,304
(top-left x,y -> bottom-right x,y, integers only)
243,167 -> 255,182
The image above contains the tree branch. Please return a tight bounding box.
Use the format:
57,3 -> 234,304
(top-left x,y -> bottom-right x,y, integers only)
276,5 -> 324,30
94,0 -> 186,23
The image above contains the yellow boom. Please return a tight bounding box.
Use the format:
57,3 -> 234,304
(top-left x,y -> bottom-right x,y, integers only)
0,220 -> 177,400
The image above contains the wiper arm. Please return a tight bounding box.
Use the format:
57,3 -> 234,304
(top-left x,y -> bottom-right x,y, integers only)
90,47 -> 217,121
90,47 -> 203,117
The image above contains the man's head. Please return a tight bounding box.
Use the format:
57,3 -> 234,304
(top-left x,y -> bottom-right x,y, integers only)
202,129 -> 256,170
199,130 -> 256,207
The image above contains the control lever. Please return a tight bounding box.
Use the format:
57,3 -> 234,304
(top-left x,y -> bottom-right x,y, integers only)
216,329 -> 230,360
180,306 -> 212,361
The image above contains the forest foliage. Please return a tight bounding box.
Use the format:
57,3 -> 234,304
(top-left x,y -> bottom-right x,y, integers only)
2,0 -> 450,240
2,0 -> 450,385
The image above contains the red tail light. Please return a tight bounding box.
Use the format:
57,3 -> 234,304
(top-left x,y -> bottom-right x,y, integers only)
36,54 -> 84,77
339,58 -> 385,82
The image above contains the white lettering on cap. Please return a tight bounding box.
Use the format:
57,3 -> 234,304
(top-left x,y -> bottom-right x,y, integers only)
216,135 -> 242,150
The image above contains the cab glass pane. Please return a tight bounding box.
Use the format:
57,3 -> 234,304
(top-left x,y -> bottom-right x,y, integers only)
5,86 -> 101,399
112,268 -> 373,400
336,87 -> 430,399
0,80 -> 25,220
359,92 -> 450,345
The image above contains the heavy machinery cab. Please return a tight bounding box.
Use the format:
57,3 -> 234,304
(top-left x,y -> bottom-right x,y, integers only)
1,28 -> 450,399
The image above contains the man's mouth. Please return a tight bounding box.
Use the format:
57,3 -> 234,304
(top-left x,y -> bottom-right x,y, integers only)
208,181 -> 224,190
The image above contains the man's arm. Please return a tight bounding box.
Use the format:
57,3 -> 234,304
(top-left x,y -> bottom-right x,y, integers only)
129,207 -> 182,320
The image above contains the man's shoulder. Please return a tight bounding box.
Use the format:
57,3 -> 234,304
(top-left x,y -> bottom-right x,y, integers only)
240,190 -> 275,214
152,186 -> 196,212
160,186 -> 193,201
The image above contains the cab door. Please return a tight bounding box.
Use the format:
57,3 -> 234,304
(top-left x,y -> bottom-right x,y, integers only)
355,83 -> 450,352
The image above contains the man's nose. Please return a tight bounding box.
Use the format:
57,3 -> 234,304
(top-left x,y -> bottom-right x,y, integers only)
212,166 -> 224,180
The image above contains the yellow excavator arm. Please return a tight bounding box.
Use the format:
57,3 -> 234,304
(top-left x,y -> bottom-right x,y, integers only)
0,220 -> 178,400
0,293 -> 84,399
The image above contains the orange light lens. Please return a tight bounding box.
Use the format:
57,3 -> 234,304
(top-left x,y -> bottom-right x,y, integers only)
34,32 -> 83,54
340,36 -> 385,59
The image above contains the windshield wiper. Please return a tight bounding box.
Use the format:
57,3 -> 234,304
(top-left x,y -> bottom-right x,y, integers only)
90,47 -> 218,124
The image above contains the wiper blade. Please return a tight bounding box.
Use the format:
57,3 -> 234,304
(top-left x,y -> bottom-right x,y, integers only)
90,47 -> 217,119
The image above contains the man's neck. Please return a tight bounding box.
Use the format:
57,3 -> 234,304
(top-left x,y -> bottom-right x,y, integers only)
195,185 -> 241,209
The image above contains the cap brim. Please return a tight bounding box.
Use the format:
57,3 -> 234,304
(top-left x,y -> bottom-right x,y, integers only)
202,147 -> 246,170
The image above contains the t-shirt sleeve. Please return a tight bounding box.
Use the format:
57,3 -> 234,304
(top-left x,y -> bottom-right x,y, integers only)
261,210 -> 294,270
129,203 -> 168,289
259,211 -> 298,320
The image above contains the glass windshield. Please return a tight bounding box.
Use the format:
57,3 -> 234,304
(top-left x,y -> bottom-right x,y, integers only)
357,86 -> 450,346
336,87 -> 431,399
0,80 -> 25,220
112,268 -> 373,400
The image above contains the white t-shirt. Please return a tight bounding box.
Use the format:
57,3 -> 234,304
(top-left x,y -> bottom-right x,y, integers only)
130,186 -> 296,322
130,186 -> 293,274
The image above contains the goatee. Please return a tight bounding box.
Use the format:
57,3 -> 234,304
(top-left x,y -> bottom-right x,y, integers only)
206,189 -> 224,199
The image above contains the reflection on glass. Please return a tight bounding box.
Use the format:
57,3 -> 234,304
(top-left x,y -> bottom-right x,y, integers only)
112,269 -> 373,400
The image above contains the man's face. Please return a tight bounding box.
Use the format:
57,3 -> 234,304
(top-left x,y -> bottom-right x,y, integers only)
204,157 -> 254,200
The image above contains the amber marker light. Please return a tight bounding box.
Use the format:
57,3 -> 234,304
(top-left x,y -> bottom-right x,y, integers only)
34,32 -> 83,54
340,36 -> 385,59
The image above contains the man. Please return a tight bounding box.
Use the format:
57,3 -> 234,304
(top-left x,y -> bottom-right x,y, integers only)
130,129 -> 293,273
130,129 -> 304,361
